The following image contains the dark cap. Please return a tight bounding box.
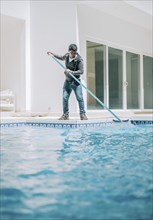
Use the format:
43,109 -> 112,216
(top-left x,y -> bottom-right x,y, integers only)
68,44 -> 77,52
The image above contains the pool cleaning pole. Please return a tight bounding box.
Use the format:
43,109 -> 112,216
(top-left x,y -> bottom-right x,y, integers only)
50,54 -> 125,122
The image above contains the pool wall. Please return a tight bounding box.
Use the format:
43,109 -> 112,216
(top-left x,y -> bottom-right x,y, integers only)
0,117 -> 153,128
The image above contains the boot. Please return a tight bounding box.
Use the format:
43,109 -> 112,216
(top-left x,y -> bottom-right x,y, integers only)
58,114 -> 69,120
80,114 -> 88,120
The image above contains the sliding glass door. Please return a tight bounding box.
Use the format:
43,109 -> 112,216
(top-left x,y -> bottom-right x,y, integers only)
126,52 -> 140,109
143,56 -> 153,109
87,41 -> 106,109
108,47 -> 123,109
86,40 -> 153,111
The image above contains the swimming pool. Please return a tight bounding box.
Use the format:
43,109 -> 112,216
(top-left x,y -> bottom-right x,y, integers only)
1,123 -> 153,220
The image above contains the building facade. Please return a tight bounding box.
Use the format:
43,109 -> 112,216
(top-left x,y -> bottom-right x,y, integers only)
1,1 -> 153,115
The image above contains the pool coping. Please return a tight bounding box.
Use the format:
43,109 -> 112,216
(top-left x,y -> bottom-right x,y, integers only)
0,115 -> 153,128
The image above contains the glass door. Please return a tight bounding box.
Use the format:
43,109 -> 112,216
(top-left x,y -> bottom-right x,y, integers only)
126,52 -> 140,109
143,56 -> 153,109
86,40 -> 152,111
86,41 -> 106,109
108,47 -> 123,109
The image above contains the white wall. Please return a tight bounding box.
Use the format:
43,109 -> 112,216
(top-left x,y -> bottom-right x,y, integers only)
77,2 -> 152,56
1,0 -> 29,20
30,1 -> 79,114
1,15 -> 25,111
1,1 -> 30,112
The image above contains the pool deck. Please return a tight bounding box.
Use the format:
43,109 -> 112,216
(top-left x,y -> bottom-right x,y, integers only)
1,112 -> 153,126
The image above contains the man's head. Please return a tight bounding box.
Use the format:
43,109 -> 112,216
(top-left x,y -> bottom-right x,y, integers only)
68,44 -> 77,58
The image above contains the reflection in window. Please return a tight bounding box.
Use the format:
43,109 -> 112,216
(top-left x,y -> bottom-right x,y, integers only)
108,47 -> 123,109
143,56 -> 153,109
87,41 -> 106,109
126,52 -> 140,109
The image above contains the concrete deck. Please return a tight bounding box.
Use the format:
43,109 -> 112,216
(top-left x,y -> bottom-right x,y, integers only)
1,111 -> 153,124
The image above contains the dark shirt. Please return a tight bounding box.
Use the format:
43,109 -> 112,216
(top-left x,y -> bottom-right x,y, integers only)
53,53 -> 84,81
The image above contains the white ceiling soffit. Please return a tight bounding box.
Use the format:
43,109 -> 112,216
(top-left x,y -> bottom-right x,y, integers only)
124,0 -> 153,15
78,1 -> 152,30
79,0 -> 152,15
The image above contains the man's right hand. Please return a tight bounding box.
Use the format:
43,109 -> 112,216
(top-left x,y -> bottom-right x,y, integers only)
47,51 -> 53,56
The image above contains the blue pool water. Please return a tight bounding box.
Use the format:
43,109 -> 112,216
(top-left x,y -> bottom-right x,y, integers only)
1,123 -> 153,220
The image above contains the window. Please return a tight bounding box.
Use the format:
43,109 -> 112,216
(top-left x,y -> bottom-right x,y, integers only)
86,40 -> 153,111
87,41 -> 106,109
108,47 -> 123,109
143,56 -> 153,109
126,52 -> 140,109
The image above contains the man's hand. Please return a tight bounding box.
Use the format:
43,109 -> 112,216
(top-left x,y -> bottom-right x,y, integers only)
47,51 -> 53,56
64,69 -> 71,77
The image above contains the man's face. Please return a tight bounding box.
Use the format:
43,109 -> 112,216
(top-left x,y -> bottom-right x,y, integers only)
69,50 -> 76,58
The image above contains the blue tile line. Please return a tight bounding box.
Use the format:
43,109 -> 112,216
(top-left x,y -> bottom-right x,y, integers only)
0,121 -> 153,128
131,120 -> 153,125
0,122 -> 112,128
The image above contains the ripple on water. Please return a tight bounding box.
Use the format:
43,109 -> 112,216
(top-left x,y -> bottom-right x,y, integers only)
1,125 -> 153,219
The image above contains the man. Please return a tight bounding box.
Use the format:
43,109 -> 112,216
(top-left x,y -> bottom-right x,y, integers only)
47,44 -> 88,120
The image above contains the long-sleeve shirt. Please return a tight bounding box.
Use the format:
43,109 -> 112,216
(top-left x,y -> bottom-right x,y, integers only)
53,52 -> 84,81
